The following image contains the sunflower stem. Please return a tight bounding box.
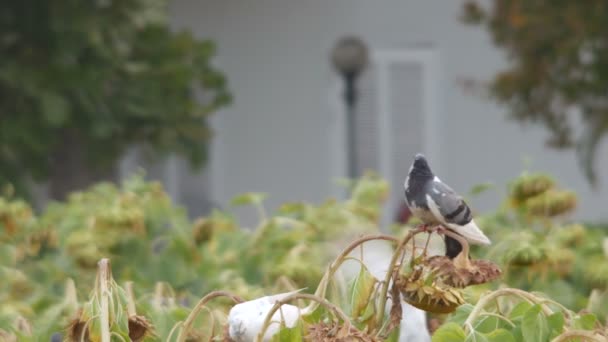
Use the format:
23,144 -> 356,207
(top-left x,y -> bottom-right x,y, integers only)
374,227 -> 423,336
303,234 -> 399,315
255,293 -> 353,342
177,291 -> 243,342
464,288 -> 555,331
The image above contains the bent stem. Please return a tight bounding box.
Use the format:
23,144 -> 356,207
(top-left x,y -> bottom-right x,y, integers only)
303,234 -> 399,315
374,227 -> 423,335
176,291 -> 244,342
463,288 -> 555,332
255,293 -> 353,342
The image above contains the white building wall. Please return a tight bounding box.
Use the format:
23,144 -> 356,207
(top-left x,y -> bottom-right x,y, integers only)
168,0 -> 608,223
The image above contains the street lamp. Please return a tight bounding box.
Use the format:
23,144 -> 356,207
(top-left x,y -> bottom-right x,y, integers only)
331,36 -> 369,179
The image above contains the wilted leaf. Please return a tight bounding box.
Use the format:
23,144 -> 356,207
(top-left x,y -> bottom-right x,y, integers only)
349,263 -> 377,318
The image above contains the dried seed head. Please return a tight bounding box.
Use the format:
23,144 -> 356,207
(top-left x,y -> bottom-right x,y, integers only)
583,257 -> 608,288
67,318 -> 90,342
424,256 -> 502,288
128,315 -> 154,342
192,217 -> 213,245
526,190 -> 577,217
547,248 -> 575,277
396,269 -> 465,314
506,242 -> 546,266
306,322 -> 380,342
555,224 -> 587,247
510,173 -> 554,202
23,229 -> 58,257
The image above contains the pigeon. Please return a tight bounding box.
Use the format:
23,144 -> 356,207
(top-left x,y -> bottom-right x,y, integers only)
403,154 -> 491,258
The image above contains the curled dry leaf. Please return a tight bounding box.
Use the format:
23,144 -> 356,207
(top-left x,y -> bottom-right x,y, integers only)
425,255 -> 502,288
306,322 -> 380,342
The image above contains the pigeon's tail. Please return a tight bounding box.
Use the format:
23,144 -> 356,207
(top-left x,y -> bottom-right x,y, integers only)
448,220 -> 491,245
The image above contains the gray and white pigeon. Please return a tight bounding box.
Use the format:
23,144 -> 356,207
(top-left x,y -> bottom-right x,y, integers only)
403,154 -> 491,258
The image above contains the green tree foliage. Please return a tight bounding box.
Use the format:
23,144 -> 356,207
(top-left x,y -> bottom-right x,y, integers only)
0,0 -> 231,197
461,1 -> 608,183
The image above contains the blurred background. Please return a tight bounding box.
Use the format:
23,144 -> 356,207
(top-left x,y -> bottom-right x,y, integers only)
4,0 -> 608,225
3,1 -> 608,340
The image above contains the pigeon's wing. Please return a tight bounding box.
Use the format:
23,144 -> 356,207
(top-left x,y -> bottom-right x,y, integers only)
426,180 -> 471,225
426,180 -> 491,245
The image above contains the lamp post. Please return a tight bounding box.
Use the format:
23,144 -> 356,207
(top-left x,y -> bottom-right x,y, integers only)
331,36 -> 369,179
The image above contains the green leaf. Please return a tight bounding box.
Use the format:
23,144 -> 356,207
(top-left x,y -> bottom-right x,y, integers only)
486,329 -> 516,342
349,263 -> 377,318
510,325 -> 524,342
547,312 -> 565,337
465,330 -> 489,342
432,322 -> 466,342
270,320 -> 303,342
449,304 -> 475,325
573,312 -> 597,330
509,301 -> 532,321
474,314 -> 509,334
301,305 -> 327,324
230,192 -> 268,206
521,304 -> 549,342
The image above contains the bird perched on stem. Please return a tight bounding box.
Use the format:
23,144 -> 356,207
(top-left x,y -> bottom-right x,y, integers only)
403,154 -> 491,258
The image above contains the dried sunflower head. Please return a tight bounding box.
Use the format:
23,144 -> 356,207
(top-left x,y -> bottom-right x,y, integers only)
128,315 -> 154,342
192,217 -> 213,245
583,257 -> 608,288
424,255 -> 501,288
306,322 -> 380,342
554,224 -> 587,247
506,242 -> 546,266
396,267 -> 465,314
67,318 -> 90,342
546,248 -> 575,277
510,173 -> 555,203
526,190 -> 577,217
